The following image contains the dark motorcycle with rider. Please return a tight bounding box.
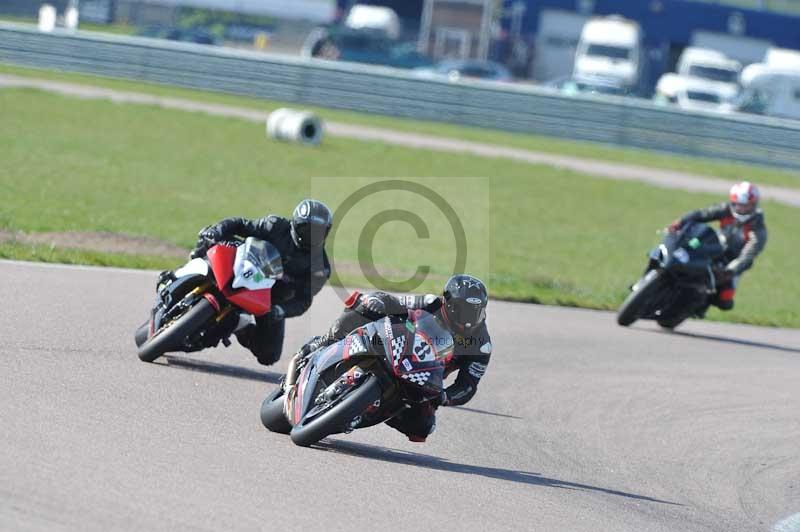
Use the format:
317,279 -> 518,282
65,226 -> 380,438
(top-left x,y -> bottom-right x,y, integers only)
260,307 -> 455,447
617,221 -> 727,329
618,181 -> 768,329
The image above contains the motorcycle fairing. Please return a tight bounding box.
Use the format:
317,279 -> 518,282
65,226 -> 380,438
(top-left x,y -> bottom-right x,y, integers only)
174,258 -> 209,279
639,222 -> 726,320
207,243 -> 237,289
289,313 -> 450,426
207,242 -> 272,316
378,315 -> 448,396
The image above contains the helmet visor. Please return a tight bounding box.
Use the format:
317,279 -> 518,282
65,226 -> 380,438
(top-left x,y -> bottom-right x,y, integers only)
731,201 -> 755,216
446,298 -> 486,331
293,221 -> 329,249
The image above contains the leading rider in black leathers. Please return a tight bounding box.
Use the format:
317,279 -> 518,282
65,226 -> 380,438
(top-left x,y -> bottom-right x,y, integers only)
188,199 -> 333,365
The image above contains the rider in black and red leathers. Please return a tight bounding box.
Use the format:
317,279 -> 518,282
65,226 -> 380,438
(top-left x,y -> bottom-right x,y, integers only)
186,199 -> 333,365
669,181 -> 767,311
291,275 -> 492,442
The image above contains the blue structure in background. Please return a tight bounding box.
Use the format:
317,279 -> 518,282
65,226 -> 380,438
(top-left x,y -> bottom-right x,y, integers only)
500,0 -> 800,51
498,0 -> 800,90
335,0 -> 800,91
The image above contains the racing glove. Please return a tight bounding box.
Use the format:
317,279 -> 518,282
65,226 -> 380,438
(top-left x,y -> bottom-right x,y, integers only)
716,268 -> 735,284
297,335 -> 324,358
190,226 -> 222,258
668,219 -> 682,233
431,390 -> 449,407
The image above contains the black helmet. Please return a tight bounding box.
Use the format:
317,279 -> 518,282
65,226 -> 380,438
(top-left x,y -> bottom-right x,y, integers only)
441,274 -> 488,334
290,199 -> 333,250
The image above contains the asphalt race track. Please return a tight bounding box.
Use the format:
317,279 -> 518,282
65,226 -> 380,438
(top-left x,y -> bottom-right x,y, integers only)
1,260 -> 799,532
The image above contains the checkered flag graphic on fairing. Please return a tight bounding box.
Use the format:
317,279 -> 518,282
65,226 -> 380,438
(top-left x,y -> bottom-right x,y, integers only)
401,372 -> 431,385
391,336 -> 406,362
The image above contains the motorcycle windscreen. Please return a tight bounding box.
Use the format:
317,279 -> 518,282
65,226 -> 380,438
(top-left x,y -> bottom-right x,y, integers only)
225,238 -> 280,316
672,224 -> 725,272
682,223 -> 725,258
233,237 -> 283,286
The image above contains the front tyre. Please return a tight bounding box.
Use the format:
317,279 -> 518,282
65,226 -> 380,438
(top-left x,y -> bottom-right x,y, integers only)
260,386 -> 291,434
290,375 -> 381,447
137,299 -> 216,363
617,270 -> 665,327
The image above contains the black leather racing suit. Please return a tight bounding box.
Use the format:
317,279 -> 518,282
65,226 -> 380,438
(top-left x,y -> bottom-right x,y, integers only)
304,291 -> 492,441
196,215 -> 330,365
679,203 -> 767,310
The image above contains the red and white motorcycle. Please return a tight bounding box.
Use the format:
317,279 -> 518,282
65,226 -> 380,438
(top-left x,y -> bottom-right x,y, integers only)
134,237 -> 282,363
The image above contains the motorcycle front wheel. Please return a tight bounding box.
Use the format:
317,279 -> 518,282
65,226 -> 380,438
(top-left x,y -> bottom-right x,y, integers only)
617,270 -> 666,327
137,299 -> 216,363
289,375 -> 382,447
260,386 -> 292,434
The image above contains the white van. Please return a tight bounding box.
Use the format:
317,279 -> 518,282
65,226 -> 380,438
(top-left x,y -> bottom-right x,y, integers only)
677,47 -> 741,89
655,73 -> 736,113
573,16 -> 642,88
738,59 -> 800,120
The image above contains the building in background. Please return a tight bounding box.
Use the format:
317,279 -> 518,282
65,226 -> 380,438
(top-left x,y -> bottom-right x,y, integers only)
418,0 -> 494,60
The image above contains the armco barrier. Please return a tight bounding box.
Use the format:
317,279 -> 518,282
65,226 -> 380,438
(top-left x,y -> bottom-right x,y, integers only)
2,22 -> 800,170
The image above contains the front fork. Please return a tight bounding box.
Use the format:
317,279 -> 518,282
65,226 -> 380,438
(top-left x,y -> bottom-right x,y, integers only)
285,352 -> 304,388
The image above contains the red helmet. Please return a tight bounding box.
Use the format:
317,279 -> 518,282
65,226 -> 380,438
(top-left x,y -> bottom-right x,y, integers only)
729,181 -> 760,221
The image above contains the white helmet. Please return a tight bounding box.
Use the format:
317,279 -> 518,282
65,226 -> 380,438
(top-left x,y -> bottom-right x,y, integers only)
729,181 -> 760,222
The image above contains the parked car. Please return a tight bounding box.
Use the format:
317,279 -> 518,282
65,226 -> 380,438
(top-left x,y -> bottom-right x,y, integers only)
413,59 -> 513,82
654,74 -> 736,113
677,47 -> 741,86
301,26 -> 432,69
546,75 -> 631,97
137,25 -> 217,45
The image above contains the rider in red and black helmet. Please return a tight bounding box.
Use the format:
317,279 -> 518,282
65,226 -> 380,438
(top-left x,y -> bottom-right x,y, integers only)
293,274 -> 492,443
668,181 -> 767,312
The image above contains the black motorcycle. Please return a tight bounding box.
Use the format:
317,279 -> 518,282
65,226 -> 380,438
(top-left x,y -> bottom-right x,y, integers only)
617,222 -> 726,329
260,309 -> 453,447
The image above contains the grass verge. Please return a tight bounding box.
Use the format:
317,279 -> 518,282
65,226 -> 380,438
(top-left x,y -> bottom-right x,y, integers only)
0,241 -> 175,270
1,62 -> 798,189
1,88 -> 796,327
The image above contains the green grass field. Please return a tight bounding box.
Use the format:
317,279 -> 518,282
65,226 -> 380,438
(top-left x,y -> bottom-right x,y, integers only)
1,88 -> 797,327
2,63 -> 799,190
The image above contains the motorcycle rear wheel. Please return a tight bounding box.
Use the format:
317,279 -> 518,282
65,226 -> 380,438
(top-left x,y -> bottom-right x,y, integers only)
617,270 -> 666,327
290,375 -> 381,447
137,299 -> 216,363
